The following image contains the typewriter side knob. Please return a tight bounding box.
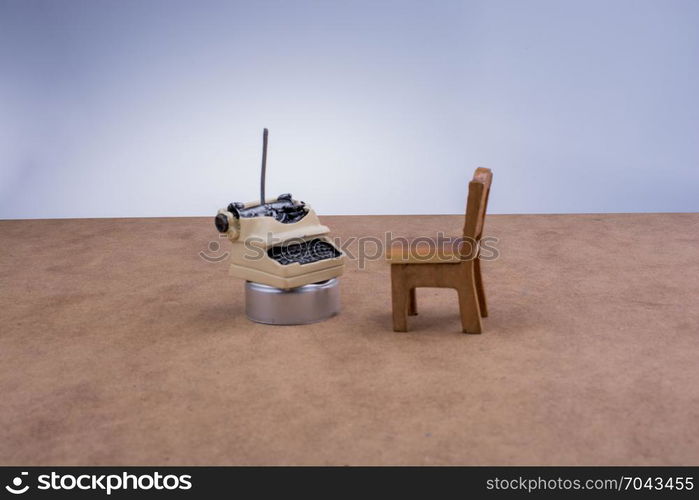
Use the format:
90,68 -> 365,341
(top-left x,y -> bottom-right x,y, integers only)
215,210 -> 239,241
215,213 -> 229,233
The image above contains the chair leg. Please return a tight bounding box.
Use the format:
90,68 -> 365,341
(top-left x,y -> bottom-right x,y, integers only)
408,288 -> 418,316
391,265 -> 410,332
474,257 -> 488,318
458,264 -> 482,334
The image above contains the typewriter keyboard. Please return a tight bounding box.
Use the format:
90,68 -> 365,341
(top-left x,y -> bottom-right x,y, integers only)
268,238 -> 341,265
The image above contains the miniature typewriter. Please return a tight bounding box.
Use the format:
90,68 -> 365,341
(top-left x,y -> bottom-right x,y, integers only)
214,129 -> 345,290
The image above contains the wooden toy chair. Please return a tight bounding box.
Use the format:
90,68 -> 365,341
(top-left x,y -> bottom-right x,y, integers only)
387,168 -> 493,333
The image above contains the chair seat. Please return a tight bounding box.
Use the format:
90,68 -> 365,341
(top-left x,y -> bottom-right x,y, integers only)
386,237 -> 467,264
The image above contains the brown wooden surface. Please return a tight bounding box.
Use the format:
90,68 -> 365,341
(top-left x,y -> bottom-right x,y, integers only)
1,213 -> 699,465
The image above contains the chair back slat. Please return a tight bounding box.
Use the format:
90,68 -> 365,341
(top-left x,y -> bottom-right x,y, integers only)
461,168 -> 492,257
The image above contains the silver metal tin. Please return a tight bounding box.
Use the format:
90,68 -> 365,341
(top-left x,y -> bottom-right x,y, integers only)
245,278 -> 340,325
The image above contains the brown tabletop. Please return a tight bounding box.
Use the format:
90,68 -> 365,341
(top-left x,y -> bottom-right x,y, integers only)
1,214 -> 698,465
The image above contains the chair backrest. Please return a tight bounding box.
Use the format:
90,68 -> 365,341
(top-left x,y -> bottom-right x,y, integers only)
461,167 -> 493,253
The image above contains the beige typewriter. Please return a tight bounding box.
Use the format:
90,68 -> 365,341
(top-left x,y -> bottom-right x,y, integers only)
214,129 -> 345,290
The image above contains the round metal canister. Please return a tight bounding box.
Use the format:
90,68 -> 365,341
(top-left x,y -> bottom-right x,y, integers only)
244,278 -> 340,325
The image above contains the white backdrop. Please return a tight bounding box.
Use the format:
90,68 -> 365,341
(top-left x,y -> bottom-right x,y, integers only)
1,0 -> 698,219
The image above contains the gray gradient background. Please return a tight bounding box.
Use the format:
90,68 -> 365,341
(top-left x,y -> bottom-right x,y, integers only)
1,0 -> 697,219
